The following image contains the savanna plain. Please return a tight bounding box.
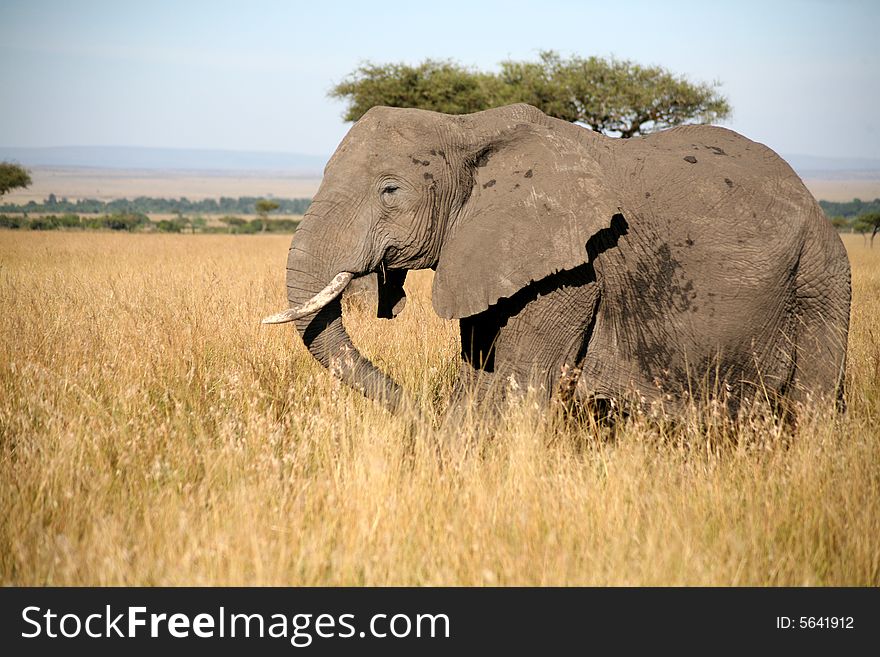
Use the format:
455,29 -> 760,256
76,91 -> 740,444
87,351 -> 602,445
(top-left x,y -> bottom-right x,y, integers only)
1,231 -> 878,585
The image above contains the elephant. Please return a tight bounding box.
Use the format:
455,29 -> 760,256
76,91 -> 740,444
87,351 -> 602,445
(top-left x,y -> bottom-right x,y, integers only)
263,103 -> 851,417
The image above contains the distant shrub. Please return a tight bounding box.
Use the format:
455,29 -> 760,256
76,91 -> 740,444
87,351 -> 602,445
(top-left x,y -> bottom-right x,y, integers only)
155,219 -> 184,233
81,212 -> 149,231
28,216 -> 58,230
0,195 -> 311,215
267,218 -> 300,233
108,212 -> 149,231
830,216 -> 850,230
197,224 -> 227,234
219,216 -> 246,233
0,214 -> 22,229
217,217 -> 300,234
230,219 -> 262,234
2,210 -> 296,234
57,213 -> 82,229
23,214 -> 85,230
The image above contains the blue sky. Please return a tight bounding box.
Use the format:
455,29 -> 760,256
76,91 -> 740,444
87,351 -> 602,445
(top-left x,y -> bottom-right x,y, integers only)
0,0 -> 877,159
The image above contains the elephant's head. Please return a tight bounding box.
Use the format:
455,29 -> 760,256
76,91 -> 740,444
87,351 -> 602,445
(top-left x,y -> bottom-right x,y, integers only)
263,103 -> 622,411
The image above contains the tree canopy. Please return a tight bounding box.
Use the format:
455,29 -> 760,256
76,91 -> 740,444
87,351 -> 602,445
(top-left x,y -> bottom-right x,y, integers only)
255,199 -> 281,216
330,60 -> 500,121
0,162 -> 32,197
330,51 -> 731,138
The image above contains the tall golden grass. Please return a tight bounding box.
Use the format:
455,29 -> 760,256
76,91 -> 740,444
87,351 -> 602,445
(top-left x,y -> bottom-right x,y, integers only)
1,231 -> 878,585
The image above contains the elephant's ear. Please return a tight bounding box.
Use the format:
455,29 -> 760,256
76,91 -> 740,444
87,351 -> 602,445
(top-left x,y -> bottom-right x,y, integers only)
432,122 -> 622,320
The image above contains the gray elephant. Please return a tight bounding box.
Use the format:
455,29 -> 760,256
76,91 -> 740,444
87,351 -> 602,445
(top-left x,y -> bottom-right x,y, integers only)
264,103 -> 850,416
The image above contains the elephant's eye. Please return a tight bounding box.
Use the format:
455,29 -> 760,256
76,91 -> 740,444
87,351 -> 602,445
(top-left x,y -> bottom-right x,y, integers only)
381,184 -> 399,196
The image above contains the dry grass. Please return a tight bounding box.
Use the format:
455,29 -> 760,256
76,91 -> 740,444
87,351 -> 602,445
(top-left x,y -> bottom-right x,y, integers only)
0,231 -> 878,586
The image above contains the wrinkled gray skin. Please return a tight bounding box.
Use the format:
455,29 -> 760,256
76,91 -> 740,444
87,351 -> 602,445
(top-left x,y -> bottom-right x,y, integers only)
280,103 -> 850,415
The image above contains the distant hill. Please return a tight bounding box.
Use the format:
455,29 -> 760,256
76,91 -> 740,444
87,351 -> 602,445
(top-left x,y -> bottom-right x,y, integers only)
0,146 -> 327,174
3,145 -> 878,178
782,153 -> 880,175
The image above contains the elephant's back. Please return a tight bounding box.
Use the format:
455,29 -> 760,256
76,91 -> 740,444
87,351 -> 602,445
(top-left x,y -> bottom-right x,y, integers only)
613,124 -> 826,253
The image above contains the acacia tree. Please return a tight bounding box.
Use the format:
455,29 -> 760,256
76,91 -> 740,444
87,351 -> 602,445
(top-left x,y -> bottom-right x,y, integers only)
330,52 -> 731,137
854,212 -> 880,247
0,162 -> 32,197
255,199 -> 280,233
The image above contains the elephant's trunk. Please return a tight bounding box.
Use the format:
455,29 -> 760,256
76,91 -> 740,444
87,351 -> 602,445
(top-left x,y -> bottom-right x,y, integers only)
281,205 -> 405,413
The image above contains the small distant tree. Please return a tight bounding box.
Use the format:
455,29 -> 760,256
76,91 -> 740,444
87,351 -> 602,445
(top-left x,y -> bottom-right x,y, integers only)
255,199 -> 280,233
854,212 -> 880,247
0,162 -> 32,197
188,216 -> 207,234
853,219 -> 870,246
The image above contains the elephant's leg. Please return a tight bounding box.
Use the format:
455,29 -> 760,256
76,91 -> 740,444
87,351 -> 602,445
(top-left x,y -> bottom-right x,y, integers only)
788,221 -> 851,409
446,312 -> 511,421
454,267 -> 600,408
443,361 -> 502,424
441,274 -> 597,426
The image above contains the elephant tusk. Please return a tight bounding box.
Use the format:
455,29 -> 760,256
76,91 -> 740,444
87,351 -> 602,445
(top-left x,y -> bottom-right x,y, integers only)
262,271 -> 354,324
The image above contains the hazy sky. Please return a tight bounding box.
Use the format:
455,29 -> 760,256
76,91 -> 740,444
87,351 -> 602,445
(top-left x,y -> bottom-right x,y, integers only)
1,0 -> 877,159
